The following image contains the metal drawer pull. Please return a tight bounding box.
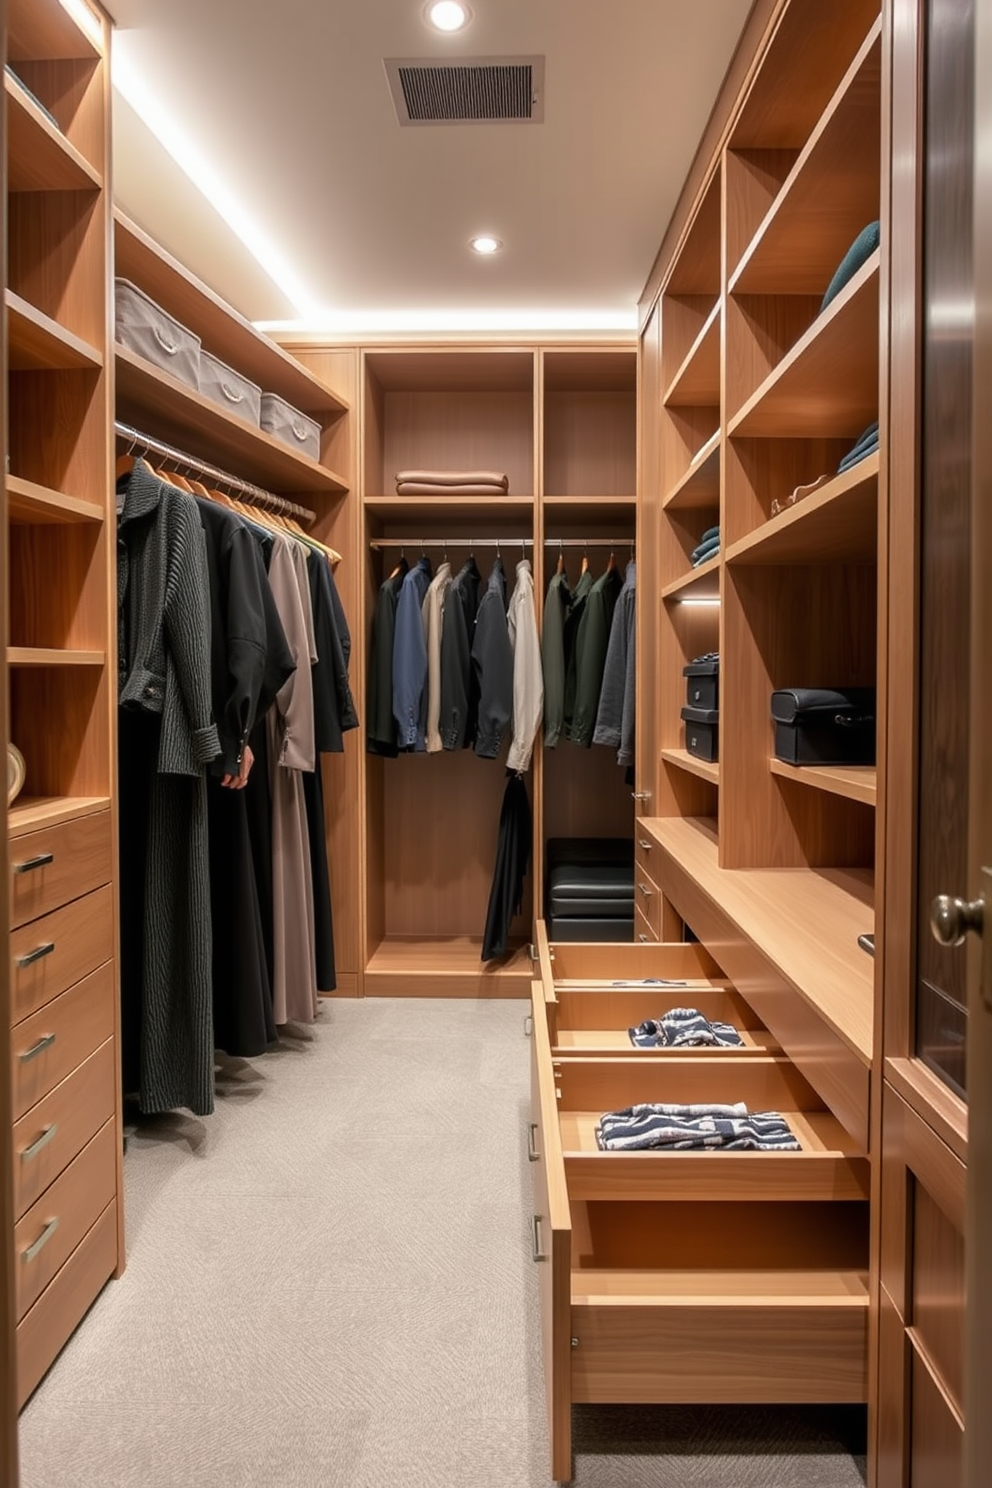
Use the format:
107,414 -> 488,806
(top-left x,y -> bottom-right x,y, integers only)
638,933 -> 650,943
21,1124 -> 58,1162
16,942 -> 55,969
631,790 -> 651,802
527,1122 -> 540,1162
531,1214 -> 547,1262
19,1033 -> 56,1062
22,1217 -> 59,1265
637,881 -> 653,897
524,1014 -> 534,1037
13,852 -> 54,875
638,839 -> 651,851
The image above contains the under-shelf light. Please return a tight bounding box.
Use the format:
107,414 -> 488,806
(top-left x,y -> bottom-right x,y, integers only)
678,597 -> 721,607
59,0 -> 103,46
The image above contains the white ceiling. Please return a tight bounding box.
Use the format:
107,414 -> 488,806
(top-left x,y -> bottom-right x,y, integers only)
106,0 -> 753,332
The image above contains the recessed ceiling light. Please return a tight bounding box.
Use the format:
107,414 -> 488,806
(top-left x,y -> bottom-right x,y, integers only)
426,2 -> 472,32
470,235 -> 502,255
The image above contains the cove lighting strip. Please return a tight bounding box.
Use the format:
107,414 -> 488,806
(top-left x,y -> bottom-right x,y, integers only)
60,0 -> 102,46
256,307 -> 638,336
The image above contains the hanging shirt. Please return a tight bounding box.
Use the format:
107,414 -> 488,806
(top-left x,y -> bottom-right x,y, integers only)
472,556 -> 513,760
507,558 -> 543,773
421,560 -> 453,753
440,558 -> 481,750
567,564 -> 624,747
593,560 -> 636,767
367,561 -> 407,756
562,566 -> 594,733
542,568 -> 572,749
392,556 -> 432,751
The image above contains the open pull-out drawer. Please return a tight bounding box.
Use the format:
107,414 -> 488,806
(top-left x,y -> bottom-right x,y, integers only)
527,981 -> 869,1482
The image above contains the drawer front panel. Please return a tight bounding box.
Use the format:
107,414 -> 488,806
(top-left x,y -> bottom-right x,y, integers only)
634,905 -> 657,944
557,1053 -> 820,1114
12,1039 -> 116,1220
11,960 -> 115,1120
634,833 -> 657,883
10,883 -> 114,1024
544,933 -> 724,982
14,1119 -> 116,1320
17,1199 -> 117,1408
9,810 -> 112,929
633,869 -> 662,939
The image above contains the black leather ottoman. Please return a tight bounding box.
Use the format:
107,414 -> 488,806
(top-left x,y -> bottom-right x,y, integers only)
546,838 -> 634,943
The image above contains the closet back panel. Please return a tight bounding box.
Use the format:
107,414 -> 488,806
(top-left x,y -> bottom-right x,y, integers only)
8,369 -> 106,498
542,746 -> 633,845
12,59 -> 105,169
9,668 -> 110,800
7,522 -> 106,650
543,392 -> 636,497
377,391 -> 534,498
8,189 -> 106,348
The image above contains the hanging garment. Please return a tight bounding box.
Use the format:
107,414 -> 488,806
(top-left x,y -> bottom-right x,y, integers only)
440,557 -> 481,750
593,559 -> 636,768
117,459 -> 220,1116
506,558 -> 543,773
195,496 -> 293,1057
596,1103 -> 801,1152
266,534 -> 318,1024
472,556 -> 514,760
392,555 -> 432,751
421,560 -> 452,753
566,563 -> 624,747
542,567 -> 572,748
309,550 -> 359,753
367,562 -> 407,756
562,566 -> 594,733
481,771 -> 532,961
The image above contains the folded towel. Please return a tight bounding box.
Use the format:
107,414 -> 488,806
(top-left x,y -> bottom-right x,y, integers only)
628,1007 -> 745,1049
596,1102 -> 801,1152
395,469 -> 509,490
699,524 -> 721,545
837,438 -> 878,474
395,482 -> 512,496
820,221 -> 880,312
691,539 -> 721,568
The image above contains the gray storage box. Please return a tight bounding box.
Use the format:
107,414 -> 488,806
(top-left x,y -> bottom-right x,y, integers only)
199,349 -> 261,426
115,278 -> 201,389
260,392 -> 321,462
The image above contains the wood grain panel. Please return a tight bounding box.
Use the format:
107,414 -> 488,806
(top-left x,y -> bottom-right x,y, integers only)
7,366 -> 106,503
666,168 -> 722,297
9,189 -> 105,349
543,391 -> 635,497
9,665 -> 110,801
725,292 -> 821,420
378,390 -> 533,498
876,1284 -> 911,1488
911,1183 -> 964,1415
14,1118 -> 115,1320
7,0 -> 101,62
9,808 -> 111,928
6,73 -> 101,191
727,454 -> 878,563
725,148 -> 799,282
12,58 -> 105,172
10,959 -> 113,1120
6,474 -> 103,525
12,1037 -> 116,1221
8,520 -> 105,651
9,884 -> 113,1024
546,939 -> 723,981
541,739 -> 634,847
554,986 -> 756,1034
909,1345 -> 964,1488
556,1052 -> 819,1114
723,433 -> 851,545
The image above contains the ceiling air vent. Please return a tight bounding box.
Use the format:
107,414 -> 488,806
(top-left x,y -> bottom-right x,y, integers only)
385,56 -> 545,125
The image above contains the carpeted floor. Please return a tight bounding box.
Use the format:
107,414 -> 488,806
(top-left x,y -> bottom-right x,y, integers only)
17,999 -> 867,1487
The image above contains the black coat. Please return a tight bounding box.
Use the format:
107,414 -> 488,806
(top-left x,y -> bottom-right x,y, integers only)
471,557 -> 513,760
482,772 -> 532,961
440,558 -> 481,750
366,564 -> 407,756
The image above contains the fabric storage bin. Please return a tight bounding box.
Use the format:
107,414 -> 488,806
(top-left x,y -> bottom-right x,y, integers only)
260,393 -> 321,461
683,655 -> 719,710
771,687 -> 876,766
115,279 -> 200,389
199,350 -> 262,426
681,705 -> 719,762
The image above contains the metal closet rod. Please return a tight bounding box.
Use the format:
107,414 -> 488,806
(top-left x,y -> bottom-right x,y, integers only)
368,537 -> 633,550
114,421 -> 317,525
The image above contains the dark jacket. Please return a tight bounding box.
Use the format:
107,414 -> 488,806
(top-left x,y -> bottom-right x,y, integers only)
481,772 -> 532,961
542,569 -> 572,748
440,558 -> 481,750
367,562 -> 407,756
593,560 -> 636,767
472,557 -> 513,760
561,567 -> 594,732
567,564 -> 624,747
392,556 -> 432,751
308,548 -> 359,754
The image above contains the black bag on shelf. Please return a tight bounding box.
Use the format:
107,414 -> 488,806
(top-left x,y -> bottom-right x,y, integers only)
683,655 -> 719,710
680,705 -> 719,763
770,687 -> 876,766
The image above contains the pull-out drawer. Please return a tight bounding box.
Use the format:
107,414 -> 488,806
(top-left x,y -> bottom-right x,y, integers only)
14,1119 -> 116,1321
9,810 -> 113,930
9,884 -> 114,1024
11,961 -> 115,1120
632,867 -> 662,939
12,1039 -> 117,1221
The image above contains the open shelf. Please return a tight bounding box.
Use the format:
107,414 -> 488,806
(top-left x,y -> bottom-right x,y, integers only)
571,1266 -> 868,1306
663,302 -> 721,408
7,648 -> 105,667
8,0 -> 102,61
6,475 -> 103,526
7,795 -> 111,838
770,760 -> 877,808
663,430 -> 721,511
729,23 -> 882,295
662,555 -> 721,602
661,748 -> 720,786
114,211 -> 348,420
115,344 -> 348,495
365,496 -> 534,521
726,452 -> 879,565
728,253 -> 879,438
363,936 -> 533,998
6,291 -> 102,373
6,72 -> 102,191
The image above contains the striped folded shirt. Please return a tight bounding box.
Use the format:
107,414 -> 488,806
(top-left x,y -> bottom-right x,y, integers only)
628,1007 -> 744,1049
596,1102 -> 801,1152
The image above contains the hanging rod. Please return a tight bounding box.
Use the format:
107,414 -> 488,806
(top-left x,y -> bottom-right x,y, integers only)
543,538 -> 634,549
114,422 -> 317,525
369,537 -> 534,550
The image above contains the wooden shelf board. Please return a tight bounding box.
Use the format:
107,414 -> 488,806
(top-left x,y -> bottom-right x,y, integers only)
6,475 -> 103,526
726,453 -> 879,566
6,74 -> 102,192
661,748 -> 720,785
7,795 -> 110,839
663,302 -> 721,408
661,555 -> 721,602
6,291 -> 103,373
7,648 -> 105,667
115,345 -> 348,496
729,24 -> 883,296
543,494 -> 637,507
727,252 -> 880,439
364,936 -> 532,997
114,211 -> 348,418
662,431 -> 721,511
641,816 -> 874,1063
8,0 -> 102,61
572,1267 -> 868,1306
769,759 -> 877,808
364,496 -> 534,519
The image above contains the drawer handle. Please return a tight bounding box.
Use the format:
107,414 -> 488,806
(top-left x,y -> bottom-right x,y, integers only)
22,1217 -> 59,1265
638,933 -> 650,943
19,1033 -> 56,1062
631,790 -> 651,802
527,1122 -> 540,1163
638,839 -> 651,851
531,1214 -> 547,1263
16,941 -> 56,969
637,881 -> 653,897
13,852 -> 54,875
524,1014 -> 533,1037
20,1124 -> 58,1162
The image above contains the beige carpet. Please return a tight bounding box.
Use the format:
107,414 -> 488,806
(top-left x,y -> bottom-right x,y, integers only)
18,999 -> 867,1487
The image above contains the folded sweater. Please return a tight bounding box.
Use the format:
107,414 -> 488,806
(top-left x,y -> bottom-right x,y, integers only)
395,469 -> 509,490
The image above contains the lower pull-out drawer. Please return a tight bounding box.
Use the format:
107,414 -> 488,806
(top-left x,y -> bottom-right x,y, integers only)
12,1038 -> 117,1220
11,960 -> 115,1120
10,884 -> 114,1024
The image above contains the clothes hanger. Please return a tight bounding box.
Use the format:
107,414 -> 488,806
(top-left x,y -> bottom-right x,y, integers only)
115,432 -> 137,481
556,538 -> 565,576
580,540 -> 589,577
606,543 -> 617,573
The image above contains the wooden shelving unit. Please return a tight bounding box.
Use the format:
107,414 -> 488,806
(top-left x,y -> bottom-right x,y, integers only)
6,292 -> 102,373
660,747 -> 720,786
6,73 -> 103,192
768,759 -> 877,808
726,453 -> 878,565
661,555 -> 721,602
6,476 -> 103,526
662,429 -> 720,510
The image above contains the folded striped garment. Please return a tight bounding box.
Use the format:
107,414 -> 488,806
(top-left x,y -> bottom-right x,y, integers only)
596,1102 -> 801,1151
628,1007 -> 744,1049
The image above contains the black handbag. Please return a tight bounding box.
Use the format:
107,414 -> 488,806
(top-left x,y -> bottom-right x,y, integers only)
770,687 -> 876,766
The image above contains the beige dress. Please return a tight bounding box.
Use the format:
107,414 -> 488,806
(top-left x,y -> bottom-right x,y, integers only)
266,534 -> 318,1024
